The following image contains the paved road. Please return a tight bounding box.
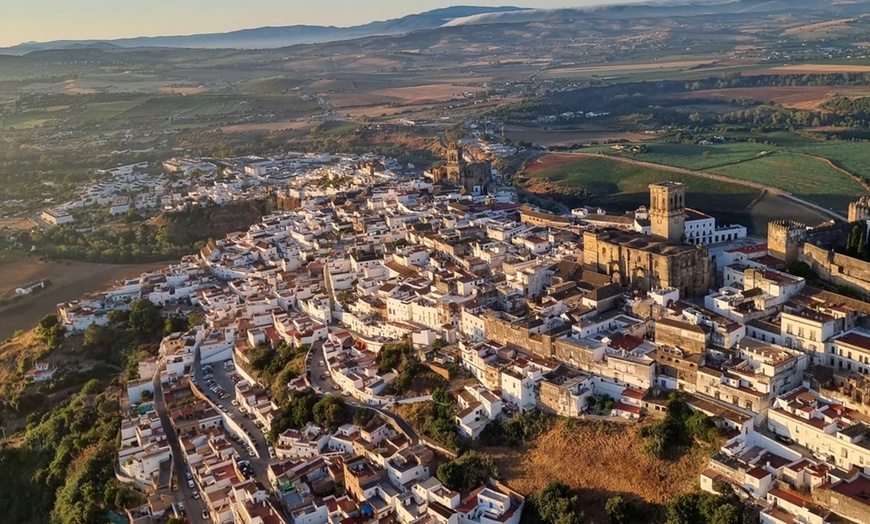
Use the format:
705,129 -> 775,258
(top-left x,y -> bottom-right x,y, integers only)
553,152 -> 848,221
192,355 -> 273,489
307,340 -> 342,396
153,372 -> 207,524
308,336 -> 419,443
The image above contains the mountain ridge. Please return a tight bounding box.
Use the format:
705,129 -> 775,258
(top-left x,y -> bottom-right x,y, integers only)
0,5 -> 526,55
4,0 -> 870,55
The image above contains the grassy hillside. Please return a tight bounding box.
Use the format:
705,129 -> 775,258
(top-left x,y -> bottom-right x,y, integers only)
712,152 -> 866,211
523,155 -> 759,215
596,140 -> 870,212
150,199 -> 269,245
485,419 -> 709,523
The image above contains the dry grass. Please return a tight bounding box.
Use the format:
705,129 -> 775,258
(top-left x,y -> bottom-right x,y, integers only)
0,218 -> 39,230
507,128 -> 655,147
330,84 -> 485,109
485,419 -> 709,522
764,64 -> 870,74
522,153 -> 589,176
159,86 -> 209,95
220,120 -> 316,133
783,18 -> 855,35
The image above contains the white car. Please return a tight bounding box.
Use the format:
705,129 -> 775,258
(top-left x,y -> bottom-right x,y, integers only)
231,400 -> 239,406
187,480 -> 195,489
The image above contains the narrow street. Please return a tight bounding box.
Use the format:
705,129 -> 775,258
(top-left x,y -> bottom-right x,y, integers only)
152,372 -> 207,524
308,337 -> 420,443
192,354 -> 273,489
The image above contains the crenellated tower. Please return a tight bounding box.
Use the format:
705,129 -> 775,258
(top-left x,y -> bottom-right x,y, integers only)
768,220 -> 807,264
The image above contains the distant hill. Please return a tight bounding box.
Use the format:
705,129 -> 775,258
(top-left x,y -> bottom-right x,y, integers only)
444,0 -> 870,26
0,5 -> 527,55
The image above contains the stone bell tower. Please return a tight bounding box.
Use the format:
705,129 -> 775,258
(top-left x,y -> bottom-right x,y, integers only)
649,181 -> 686,242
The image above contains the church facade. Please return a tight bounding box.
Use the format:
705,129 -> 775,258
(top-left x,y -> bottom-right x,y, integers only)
583,182 -> 715,297
425,142 -> 491,195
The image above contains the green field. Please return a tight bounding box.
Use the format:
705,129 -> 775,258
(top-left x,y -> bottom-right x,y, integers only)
72,99 -> 145,121
529,155 -> 759,214
597,138 -> 870,212
600,142 -> 774,171
1,113 -> 53,130
712,152 -> 866,211
119,94 -> 319,119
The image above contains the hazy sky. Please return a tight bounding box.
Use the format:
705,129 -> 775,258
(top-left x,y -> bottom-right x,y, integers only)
0,0 -> 647,47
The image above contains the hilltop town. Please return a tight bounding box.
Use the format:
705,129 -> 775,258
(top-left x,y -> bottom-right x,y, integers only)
21,140 -> 870,524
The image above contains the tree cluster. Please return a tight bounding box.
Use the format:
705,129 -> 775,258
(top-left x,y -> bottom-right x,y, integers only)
523,481 -> 585,524
479,410 -> 553,446
637,396 -> 719,459
844,224 -> 869,261
38,314 -> 66,349
268,391 -> 347,442
436,451 -> 498,492
0,380 -> 122,523
665,492 -> 751,524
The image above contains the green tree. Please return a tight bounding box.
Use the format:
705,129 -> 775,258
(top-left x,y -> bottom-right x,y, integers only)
83,324 -> 111,354
129,299 -> 161,338
605,495 -> 635,524
313,395 -> 346,428
188,312 -> 205,328
533,481 -> 585,524
710,504 -> 748,524
436,451 -> 498,491
39,313 -> 59,331
666,493 -> 700,524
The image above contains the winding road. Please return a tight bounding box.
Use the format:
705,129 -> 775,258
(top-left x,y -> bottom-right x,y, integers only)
537,152 -> 848,221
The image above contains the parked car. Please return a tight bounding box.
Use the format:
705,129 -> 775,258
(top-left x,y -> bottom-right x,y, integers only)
202,509 -> 210,520
192,492 -> 200,499
775,434 -> 794,445
187,480 -> 195,489
231,400 -> 239,406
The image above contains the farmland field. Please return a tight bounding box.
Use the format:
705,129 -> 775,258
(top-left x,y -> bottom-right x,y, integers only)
598,140 -> 870,212
711,152 -> 867,211
522,154 -> 760,223
0,259 -> 170,340
656,85 -> 870,109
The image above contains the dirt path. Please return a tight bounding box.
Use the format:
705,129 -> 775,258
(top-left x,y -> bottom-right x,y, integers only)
554,152 -> 847,221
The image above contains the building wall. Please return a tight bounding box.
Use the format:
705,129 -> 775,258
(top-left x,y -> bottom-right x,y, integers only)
583,230 -> 713,297
813,480 -> 870,524
800,243 -> 870,299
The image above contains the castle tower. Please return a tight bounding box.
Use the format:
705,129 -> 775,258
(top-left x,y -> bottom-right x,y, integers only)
446,142 -> 464,183
767,220 -> 806,264
649,181 -> 686,242
849,196 -> 870,223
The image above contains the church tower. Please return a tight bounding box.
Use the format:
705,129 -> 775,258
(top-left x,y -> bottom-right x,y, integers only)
446,142 -> 464,184
649,181 -> 686,242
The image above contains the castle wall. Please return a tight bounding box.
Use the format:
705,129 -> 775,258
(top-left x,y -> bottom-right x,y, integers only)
800,243 -> 870,299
